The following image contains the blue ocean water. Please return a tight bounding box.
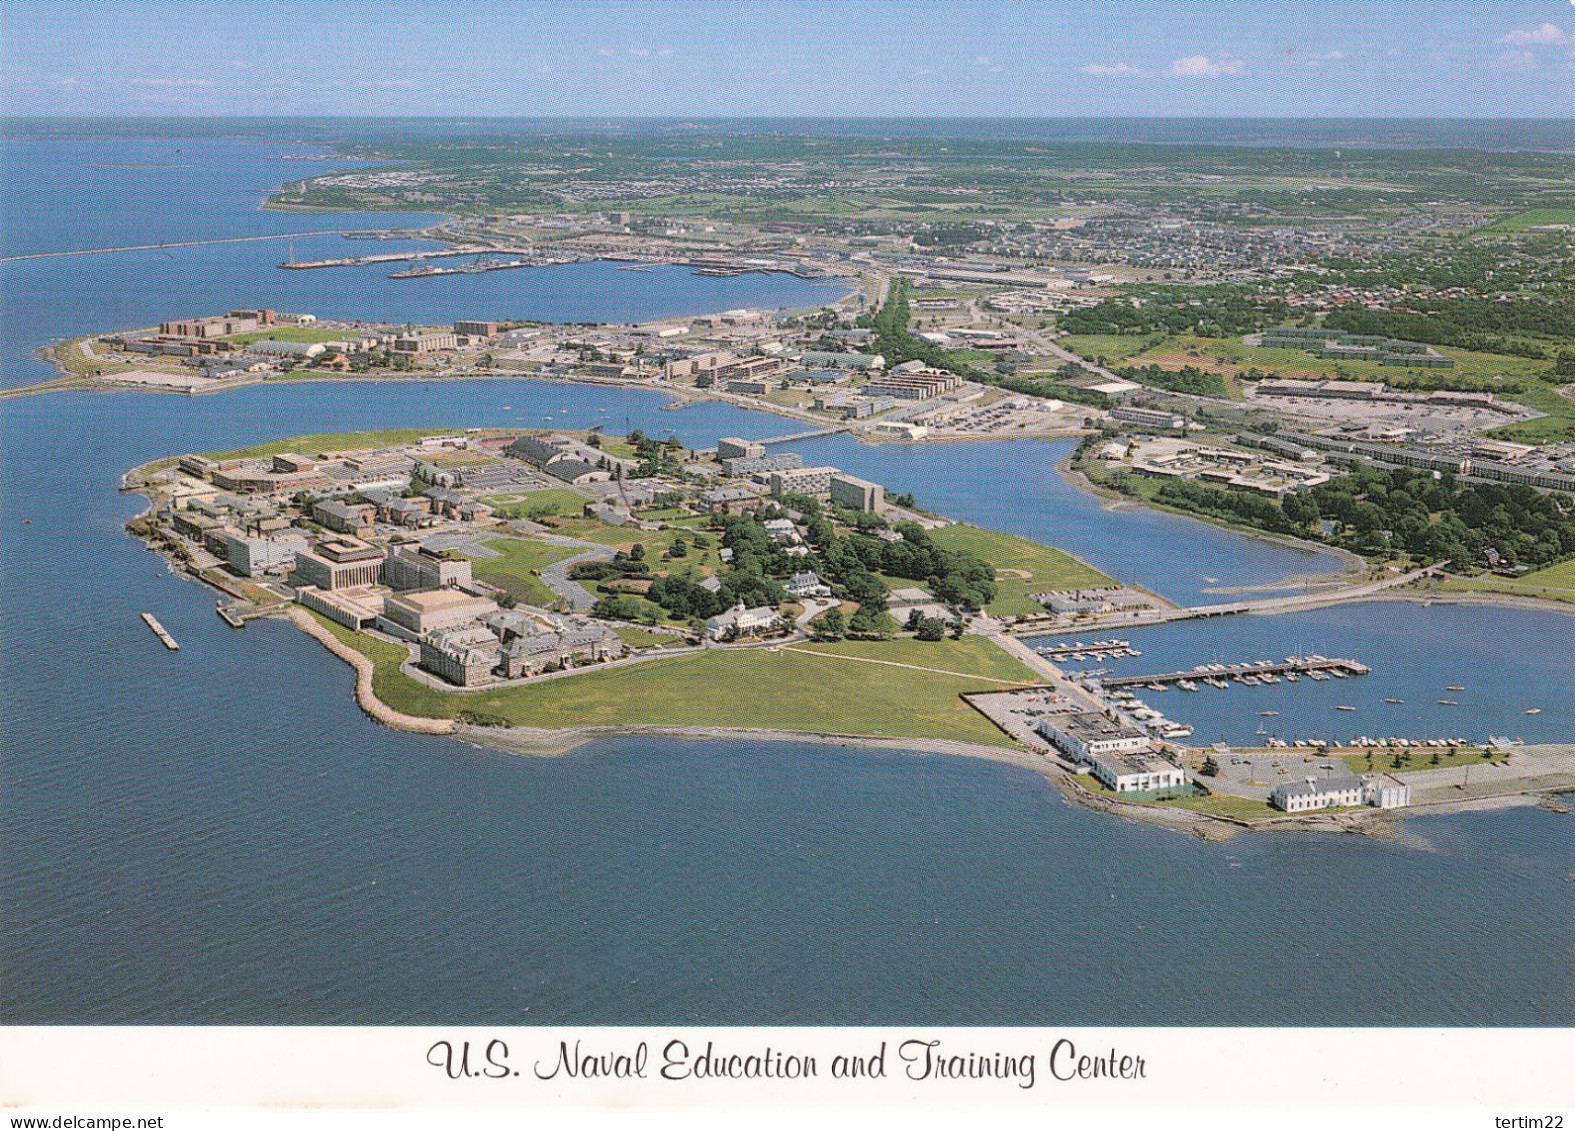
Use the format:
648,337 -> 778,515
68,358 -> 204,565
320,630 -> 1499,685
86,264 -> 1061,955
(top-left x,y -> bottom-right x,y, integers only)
1,132 -> 1570,1026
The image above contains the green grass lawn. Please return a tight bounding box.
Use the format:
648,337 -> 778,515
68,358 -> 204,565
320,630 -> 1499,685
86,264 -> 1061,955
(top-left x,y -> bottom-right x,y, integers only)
312,621 -> 1032,746
222,327 -> 357,345
481,487 -> 587,518
612,624 -> 691,650
1338,746 -> 1495,775
1429,558 -> 1575,607
1057,333 -> 1166,363
464,537 -> 586,606
1478,208 -> 1575,233
208,428 -> 451,460
795,635 -> 1040,682
927,523 -> 1115,617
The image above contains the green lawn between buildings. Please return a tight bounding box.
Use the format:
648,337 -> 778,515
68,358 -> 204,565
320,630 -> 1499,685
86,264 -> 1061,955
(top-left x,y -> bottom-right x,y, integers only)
463,537 -> 586,607
306,612 -> 1034,747
926,523 -> 1115,618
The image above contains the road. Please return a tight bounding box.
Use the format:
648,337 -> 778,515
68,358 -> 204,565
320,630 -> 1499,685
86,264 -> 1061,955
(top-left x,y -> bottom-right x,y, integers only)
538,546 -> 615,612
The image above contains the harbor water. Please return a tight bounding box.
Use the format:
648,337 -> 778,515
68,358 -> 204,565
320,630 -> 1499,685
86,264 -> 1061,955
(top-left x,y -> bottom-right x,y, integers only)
1,132 -> 1571,1026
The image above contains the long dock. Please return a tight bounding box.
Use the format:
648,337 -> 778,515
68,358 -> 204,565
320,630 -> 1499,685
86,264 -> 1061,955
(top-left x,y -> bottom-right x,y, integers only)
1036,638 -> 1139,660
140,612 -> 179,650
1094,656 -> 1368,690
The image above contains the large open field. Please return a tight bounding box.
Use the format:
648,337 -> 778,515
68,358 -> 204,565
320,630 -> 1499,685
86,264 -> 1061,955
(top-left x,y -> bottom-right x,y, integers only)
927,523 -> 1114,618
209,428 -> 451,460
464,536 -> 586,606
1431,558 -> 1575,607
223,326 -> 357,345
310,615 -> 1035,747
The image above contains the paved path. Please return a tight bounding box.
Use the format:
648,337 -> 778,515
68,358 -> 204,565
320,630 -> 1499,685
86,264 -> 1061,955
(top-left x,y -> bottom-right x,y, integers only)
539,546 -> 615,612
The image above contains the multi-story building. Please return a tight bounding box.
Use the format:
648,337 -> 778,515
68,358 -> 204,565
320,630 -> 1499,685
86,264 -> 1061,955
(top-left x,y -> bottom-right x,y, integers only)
392,331 -> 458,354
828,473 -> 884,514
768,465 -> 839,501
1110,406 -> 1187,432
499,625 -> 624,678
1036,711 -> 1151,762
291,538 -> 388,591
1270,763 -> 1366,812
159,309 -> 275,339
311,499 -> 376,535
717,438 -> 766,461
382,543 -> 474,592
1086,752 -> 1188,794
382,589 -> 499,637
722,452 -> 803,478
219,530 -> 310,577
418,626 -> 502,687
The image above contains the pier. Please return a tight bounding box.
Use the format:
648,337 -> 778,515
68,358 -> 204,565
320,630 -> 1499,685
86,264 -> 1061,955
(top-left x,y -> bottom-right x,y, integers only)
1035,638 -> 1139,660
757,425 -> 851,446
140,612 -> 179,650
1094,656 -> 1369,690
278,247 -> 490,270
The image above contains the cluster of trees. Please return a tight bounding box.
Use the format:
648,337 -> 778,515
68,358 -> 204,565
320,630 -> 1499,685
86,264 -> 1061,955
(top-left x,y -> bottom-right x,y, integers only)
626,429 -> 686,478
1116,364 -> 1228,398
862,279 -> 988,381
1060,286 -> 1286,338
1323,301 -> 1575,359
1135,464 -> 1575,571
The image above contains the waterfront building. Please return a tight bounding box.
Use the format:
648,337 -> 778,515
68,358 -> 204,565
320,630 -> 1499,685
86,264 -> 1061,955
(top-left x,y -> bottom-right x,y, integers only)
419,626 -> 502,687
1037,711 -> 1151,761
453,320 -> 500,338
383,589 -> 499,637
291,537 -> 387,591
294,585 -> 386,630
499,624 -> 624,678
722,452 -> 803,478
392,331 -> 458,354
1110,406 -> 1187,432
716,438 -> 766,461
828,473 -> 884,514
219,530 -> 309,577
1364,776 -> 1412,810
382,543 -> 474,592
158,309 -> 275,339
1269,763 -> 1366,812
864,367 -> 959,400
768,465 -> 839,501
1087,752 -> 1188,795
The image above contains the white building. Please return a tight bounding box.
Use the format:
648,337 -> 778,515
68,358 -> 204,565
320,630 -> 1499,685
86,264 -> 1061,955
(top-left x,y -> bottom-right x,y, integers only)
1270,764 -> 1366,812
1037,711 -> 1151,762
1087,752 -> 1188,794
704,601 -> 781,640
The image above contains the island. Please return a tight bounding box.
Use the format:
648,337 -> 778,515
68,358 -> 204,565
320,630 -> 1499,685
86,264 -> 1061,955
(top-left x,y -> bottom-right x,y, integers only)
123,423 -> 1575,841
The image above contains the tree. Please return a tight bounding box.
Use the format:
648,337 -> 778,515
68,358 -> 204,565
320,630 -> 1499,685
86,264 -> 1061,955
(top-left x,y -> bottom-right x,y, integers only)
914,616 -> 947,642
810,608 -> 846,641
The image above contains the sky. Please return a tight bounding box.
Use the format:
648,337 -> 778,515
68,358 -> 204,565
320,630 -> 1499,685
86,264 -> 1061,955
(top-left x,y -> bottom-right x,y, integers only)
1,0 -> 1572,118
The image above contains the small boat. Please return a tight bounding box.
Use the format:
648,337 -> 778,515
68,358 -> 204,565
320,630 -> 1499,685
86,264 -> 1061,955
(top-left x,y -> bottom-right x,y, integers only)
1260,710 -> 1279,717
1438,700 -> 1458,706
1447,685 -> 1465,692
1383,698 -> 1404,704
1525,708 -> 1542,715
1335,705 -> 1356,712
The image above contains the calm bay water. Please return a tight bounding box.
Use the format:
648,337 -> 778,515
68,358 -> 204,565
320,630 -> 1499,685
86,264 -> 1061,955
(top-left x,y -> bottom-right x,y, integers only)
1,133 -> 1570,1026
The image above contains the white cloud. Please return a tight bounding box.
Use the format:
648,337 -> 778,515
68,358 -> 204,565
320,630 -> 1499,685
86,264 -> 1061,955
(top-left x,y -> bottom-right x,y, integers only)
1496,49 -> 1539,72
597,47 -> 615,57
1497,23 -> 1569,47
1081,62 -> 1144,77
1166,53 -> 1245,78
132,78 -> 212,87
628,47 -> 650,57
